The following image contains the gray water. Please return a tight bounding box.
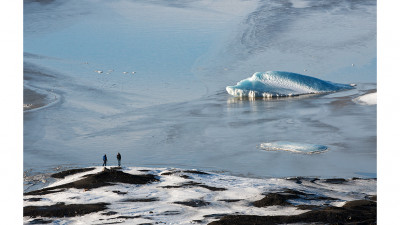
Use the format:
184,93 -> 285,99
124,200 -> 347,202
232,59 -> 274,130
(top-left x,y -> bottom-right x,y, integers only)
24,0 -> 376,179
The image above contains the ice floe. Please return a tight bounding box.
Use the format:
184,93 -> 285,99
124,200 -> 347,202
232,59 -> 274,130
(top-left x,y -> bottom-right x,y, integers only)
259,141 -> 329,154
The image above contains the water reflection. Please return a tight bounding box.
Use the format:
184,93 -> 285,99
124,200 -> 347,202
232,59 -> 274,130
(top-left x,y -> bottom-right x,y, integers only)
226,94 -> 318,113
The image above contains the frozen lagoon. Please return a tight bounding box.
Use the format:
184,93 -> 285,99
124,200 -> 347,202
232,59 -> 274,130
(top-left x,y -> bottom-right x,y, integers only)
24,60 -> 377,180
24,0 -> 376,181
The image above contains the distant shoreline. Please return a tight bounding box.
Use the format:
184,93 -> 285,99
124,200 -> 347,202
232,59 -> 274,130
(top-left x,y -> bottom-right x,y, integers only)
23,83 -> 60,113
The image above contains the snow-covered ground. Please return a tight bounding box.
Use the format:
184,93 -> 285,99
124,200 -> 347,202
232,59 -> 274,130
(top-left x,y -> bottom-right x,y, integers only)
23,167 -> 376,225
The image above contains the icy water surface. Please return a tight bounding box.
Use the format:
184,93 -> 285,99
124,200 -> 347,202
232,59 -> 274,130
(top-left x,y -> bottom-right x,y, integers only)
24,0 -> 376,180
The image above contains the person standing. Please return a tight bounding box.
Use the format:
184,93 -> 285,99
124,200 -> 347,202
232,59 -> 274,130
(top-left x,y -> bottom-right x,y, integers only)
117,152 -> 121,167
103,154 -> 107,167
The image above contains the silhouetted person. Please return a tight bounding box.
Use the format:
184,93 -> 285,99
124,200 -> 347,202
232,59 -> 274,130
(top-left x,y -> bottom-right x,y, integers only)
103,154 -> 107,166
117,152 -> 121,167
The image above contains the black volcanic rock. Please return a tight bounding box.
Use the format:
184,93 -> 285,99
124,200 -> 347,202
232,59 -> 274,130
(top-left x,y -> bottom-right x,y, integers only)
252,193 -> 295,207
51,167 -> 96,179
324,178 -> 347,184
161,181 -> 226,191
208,200 -> 376,225
174,199 -> 210,207
24,202 -> 109,218
29,219 -> 53,224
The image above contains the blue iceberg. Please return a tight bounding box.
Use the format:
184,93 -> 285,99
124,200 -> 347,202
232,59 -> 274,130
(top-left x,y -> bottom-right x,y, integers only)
260,141 -> 328,154
226,71 -> 354,98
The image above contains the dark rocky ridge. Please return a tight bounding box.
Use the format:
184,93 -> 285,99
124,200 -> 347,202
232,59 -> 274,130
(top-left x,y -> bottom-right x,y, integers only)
121,197 -> 159,202
24,202 -> 109,218
161,181 -> 227,191
174,199 -> 211,207
24,167 -> 159,196
253,189 -> 339,207
209,196 -> 376,225
50,167 -> 96,179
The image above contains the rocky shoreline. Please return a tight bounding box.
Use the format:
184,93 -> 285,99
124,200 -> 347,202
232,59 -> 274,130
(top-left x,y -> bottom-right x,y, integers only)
23,167 -> 376,224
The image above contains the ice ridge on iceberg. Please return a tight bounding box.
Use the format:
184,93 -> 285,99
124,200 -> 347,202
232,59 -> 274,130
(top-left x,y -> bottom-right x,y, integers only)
226,71 -> 354,98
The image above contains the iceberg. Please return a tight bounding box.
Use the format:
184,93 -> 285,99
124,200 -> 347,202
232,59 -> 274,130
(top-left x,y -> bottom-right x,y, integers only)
226,71 -> 354,98
260,141 -> 328,154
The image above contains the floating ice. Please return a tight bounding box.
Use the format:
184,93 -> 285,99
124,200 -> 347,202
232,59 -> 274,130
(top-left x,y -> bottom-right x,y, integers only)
260,141 -> 328,154
226,71 -> 354,98
353,92 -> 377,105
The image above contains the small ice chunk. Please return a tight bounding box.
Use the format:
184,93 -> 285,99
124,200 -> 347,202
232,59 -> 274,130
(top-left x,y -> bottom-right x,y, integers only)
260,141 -> 328,154
352,92 -> 377,105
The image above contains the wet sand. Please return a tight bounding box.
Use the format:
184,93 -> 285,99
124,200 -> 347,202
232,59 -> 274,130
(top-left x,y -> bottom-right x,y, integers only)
23,62 -> 60,112
23,88 -> 47,111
